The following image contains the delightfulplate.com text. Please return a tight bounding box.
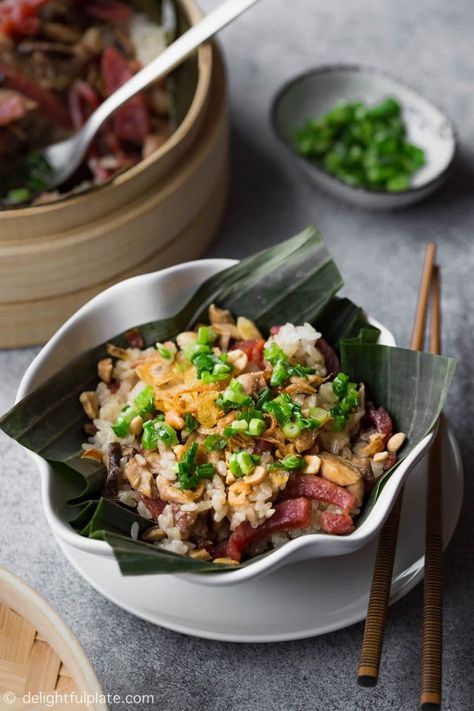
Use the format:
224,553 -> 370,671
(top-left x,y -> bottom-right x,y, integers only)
2,690 -> 155,707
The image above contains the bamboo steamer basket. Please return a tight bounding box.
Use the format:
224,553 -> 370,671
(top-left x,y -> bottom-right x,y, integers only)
0,170 -> 228,348
0,0 -> 214,242
0,0 -> 229,347
0,565 -> 108,710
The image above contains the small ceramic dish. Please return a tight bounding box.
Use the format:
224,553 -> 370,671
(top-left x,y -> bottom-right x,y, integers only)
271,64 -> 457,209
17,259 -> 435,589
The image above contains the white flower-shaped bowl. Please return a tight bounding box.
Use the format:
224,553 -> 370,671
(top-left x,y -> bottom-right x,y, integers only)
17,259 -> 434,589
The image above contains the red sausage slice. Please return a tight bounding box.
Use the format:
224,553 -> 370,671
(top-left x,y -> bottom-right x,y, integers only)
226,497 -> 312,562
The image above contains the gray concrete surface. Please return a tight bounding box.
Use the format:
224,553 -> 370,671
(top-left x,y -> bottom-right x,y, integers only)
0,0 -> 473,709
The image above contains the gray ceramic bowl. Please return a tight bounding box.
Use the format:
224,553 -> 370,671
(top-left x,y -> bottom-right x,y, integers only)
271,65 -> 457,209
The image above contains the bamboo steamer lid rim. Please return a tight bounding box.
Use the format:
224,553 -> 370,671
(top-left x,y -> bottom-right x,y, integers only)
0,0 -> 212,223
0,565 -> 108,710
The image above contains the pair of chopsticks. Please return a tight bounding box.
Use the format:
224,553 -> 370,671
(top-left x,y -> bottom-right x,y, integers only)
357,242 -> 444,709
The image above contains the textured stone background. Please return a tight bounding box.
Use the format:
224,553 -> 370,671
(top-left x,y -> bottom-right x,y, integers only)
0,0 -> 473,709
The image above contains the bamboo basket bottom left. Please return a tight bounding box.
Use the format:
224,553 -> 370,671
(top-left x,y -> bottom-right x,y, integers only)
0,603 -> 87,710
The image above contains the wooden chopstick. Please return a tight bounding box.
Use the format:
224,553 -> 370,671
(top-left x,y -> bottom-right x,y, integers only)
420,265 -> 443,710
357,242 -> 437,687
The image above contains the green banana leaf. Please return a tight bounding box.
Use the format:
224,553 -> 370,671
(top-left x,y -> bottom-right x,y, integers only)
0,226 -> 456,575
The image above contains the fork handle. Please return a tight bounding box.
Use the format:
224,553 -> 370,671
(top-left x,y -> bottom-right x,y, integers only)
78,0 -> 260,152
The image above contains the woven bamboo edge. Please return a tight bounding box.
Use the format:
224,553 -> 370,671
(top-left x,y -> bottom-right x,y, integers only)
0,565 -> 108,711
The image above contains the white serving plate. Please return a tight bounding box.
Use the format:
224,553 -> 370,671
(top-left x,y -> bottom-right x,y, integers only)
272,65 -> 457,209
18,259 -> 435,591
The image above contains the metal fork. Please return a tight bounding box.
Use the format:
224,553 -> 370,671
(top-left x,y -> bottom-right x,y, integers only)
32,0 -> 261,191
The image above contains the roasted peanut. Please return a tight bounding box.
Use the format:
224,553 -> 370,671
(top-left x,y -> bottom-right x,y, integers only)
97,357 -> 113,383
79,391 -> 99,419
165,410 -> 185,430
236,316 -> 262,339
303,454 -> 321,475
227,348 -> 248,372
387,432 -> 406,453
130,415 -> 144,436
243,465 -> 266,485
190,549 -> 212,561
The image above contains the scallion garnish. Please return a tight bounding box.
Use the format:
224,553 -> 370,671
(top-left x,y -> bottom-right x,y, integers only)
112,405 -> 138,437
184,340 -> 231,383
264,343 -> 315,387
133,385 -> 155,417
184,413 -> 199,432
216,380 -> 253,411
328,373 -> 360,431
269,455 -> 305,472
248,418 -> 266,436
141,418 -> 179,450
203,434 -> 228,452
156,343 -> 172,359
197,325 -> 217,345
332,372 -> 350,398
176,442 -> 215,490
308,407 -> 330,427
295,97 -> 426,192
282,421 -> 302,439
229,451 -> 260,477
256,387 -> 272,409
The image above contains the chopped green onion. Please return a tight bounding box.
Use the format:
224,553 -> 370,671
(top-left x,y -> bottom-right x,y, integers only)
133,385 -> 155,417
197,325 -> 217,345
184,413 -> 198,432
237,451 -> 255,474
263,342 -> 286,365
229,451 -> 261,476
256,387 -> 272,409
309,407 -> 330,426
201,359 -> 232,384
230,451 -> 258,477
141,420 -> 158,449
229,455 -> 241,476
328,378 -> 359,431
141,418 -> 179,450
270,360 -> 289,387
295,97 -> 425,192
279,455 -> 305,471
203,434 -> 228,451
332,372 -> 350,398
156,343 -> 172,359
230,420 -> 249,433
282,421 -> 302,439
331,414 -> 347,432
196,463 -> 215,478
176,443 -> 214,489
216,380 -> 252,411
112,405 -> 138,437
248,418 -> 266,436
287,363 -> 315,378
185,342 -> 231,383
262,393 -> 295,423
176,442 -> 198,489
183,343 -> 211,360
7,188 -> 31,204
269,455 -> 305,472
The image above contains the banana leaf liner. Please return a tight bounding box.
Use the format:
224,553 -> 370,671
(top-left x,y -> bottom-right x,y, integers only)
0,226 -> 456,574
